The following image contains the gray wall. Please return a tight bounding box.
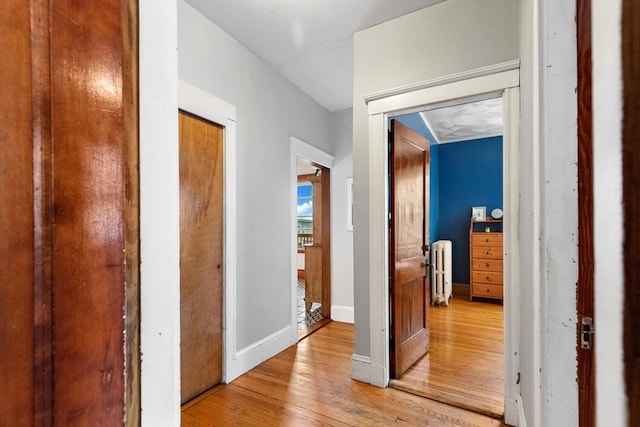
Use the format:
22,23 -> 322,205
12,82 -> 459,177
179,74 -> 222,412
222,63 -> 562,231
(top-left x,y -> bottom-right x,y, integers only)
330,109 -> 354,316
178,0 -> 333,349
352,0 -> 519,357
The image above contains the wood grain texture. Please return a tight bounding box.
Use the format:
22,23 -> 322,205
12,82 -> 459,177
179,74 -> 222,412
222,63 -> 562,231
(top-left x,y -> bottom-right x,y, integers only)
576,0 -> 595,425
0,1 -> 36,424
31,0 -> 55,423
320,166 -> 331,318
179,112 -> 224,403
390,120 -> 430,378
622,0 -> 640,424
182,322 -> 507,426
122,0 -> 140,423
50,0 -> 128,423
390,298 -> 504,419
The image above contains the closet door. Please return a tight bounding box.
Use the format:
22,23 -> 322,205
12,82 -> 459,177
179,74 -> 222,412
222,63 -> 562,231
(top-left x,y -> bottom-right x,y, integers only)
179,111 -> 224,403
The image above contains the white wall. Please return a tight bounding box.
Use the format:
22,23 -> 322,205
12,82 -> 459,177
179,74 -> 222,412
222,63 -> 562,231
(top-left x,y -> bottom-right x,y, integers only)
139,1 -> 180,426
330,109 -> 354,322
520,1 -> 582,425
177,0 -> 332,352
592,0 -> 626,425
352,0 -> 519,361
352,1 -> 587,426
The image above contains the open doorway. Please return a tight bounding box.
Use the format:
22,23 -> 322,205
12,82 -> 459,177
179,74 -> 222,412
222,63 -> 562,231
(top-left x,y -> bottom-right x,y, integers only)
290,138 -> 334,340
361,66 -> 520,423
388,98 -> 505,418
296,158 -> 331,338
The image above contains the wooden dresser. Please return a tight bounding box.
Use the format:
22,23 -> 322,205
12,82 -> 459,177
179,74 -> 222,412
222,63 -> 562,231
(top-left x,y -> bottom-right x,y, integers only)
469,218 -> 503,301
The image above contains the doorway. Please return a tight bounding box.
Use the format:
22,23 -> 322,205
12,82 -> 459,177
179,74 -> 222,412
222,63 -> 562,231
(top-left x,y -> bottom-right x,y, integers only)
364,67 -> 521,423
388,101 -> 505,418
290,138 -> 334,340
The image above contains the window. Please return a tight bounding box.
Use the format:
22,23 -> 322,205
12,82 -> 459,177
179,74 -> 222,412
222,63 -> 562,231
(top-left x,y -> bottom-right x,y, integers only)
297,183 -> 313,246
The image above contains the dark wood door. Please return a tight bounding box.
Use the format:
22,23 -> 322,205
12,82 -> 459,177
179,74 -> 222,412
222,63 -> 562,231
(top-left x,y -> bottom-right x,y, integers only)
577,0 -> 595,424
389,120 -> 431,378
1,0 -> 139,424
179,111 -> 224,403
0,2 -> 36,424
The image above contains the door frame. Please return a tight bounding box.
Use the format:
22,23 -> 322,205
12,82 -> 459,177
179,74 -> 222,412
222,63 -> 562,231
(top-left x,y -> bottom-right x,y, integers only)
290,137 -> 334,334
363,62 -> 521,423
178,81 -> 237,383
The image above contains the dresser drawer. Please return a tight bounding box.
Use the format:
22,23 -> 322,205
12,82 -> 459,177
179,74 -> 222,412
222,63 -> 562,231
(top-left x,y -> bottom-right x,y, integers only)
472,283 -> 503,299
471,233 -> 503,246
471,246 -> 502,259
471,258 -> 503,272
472,270 -> 503,285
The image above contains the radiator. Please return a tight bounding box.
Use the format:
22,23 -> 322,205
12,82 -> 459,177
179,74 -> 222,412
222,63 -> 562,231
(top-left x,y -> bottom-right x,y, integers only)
431,240 -> 452,306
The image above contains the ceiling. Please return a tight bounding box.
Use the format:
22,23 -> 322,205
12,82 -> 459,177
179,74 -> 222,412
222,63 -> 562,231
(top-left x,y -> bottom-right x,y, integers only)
185,0 -> 502,142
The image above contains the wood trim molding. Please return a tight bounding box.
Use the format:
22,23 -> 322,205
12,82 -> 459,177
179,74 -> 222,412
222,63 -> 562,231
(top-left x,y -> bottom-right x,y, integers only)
576,0 -> 595,425
622,0 -> 640,423
123,0 -> 141,423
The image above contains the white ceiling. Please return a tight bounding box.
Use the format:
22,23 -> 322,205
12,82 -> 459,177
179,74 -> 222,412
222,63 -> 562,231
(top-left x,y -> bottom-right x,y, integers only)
421,97 -> 503,144
185,0 -> 442,112
185,0 -> 502,142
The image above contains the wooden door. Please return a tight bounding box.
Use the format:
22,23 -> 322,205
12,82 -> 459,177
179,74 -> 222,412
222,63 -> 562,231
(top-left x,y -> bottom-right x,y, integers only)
179,111 -> 224,403
0,2 -> 36,423
1,0 -> 139,424
302,167 -> 331,317
577,0 -> 595,424
389,120 -> 431,378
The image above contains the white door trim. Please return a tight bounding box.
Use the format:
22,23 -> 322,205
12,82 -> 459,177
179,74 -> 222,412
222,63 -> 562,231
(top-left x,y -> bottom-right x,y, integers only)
178,80 -> 238,383
289,137 -> 334,338
364,67 -> 521,424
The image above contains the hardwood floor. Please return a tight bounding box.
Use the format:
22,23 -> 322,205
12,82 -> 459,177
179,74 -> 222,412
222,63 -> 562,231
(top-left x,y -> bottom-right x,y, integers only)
390,297 -> 504,418
182,322 -> 507,426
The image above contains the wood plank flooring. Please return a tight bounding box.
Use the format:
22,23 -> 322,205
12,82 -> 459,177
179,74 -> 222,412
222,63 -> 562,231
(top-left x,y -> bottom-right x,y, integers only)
182,321 -> 507,426
390,297 -> 504,418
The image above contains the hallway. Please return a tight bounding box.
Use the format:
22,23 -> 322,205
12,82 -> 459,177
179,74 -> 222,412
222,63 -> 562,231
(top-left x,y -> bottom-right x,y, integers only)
182,322 -> 506,426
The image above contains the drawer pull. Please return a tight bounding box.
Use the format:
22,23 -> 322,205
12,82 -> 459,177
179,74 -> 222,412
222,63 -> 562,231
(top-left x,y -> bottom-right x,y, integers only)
486,276 -> 491,281
485,262 -> 490,268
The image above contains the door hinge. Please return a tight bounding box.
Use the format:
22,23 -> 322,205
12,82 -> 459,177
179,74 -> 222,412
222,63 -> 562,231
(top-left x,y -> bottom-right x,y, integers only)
580,316 -> 594,350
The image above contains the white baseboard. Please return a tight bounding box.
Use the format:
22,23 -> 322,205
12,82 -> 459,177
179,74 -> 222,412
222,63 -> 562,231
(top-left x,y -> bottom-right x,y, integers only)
351,353 -> 371,383
225,325 -> 296,383
504,396 -> 523,426
517,396 -> 527,427
331,305 -> 354,323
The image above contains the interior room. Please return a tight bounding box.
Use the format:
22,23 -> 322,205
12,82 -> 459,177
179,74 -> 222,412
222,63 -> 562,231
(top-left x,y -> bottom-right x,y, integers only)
2,0 -> 630,426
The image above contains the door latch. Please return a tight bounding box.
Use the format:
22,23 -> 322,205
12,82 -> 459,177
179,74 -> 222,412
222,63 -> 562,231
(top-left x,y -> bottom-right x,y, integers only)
580,316 -> 594,350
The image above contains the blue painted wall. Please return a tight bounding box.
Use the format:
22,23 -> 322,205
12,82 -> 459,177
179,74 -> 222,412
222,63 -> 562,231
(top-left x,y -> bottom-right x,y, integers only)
437,136 -> 502,283
394,114 -> 503,284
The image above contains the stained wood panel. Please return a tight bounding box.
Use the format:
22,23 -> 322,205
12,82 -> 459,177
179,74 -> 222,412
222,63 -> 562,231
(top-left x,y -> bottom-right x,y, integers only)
49,0 -> 137,424
622,0 -> 640,424
389,120 -> 430,378
1,0 -> 138,423
0,1 -> 35,424
179,112 -> 224,403
576,0 -> 595,425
